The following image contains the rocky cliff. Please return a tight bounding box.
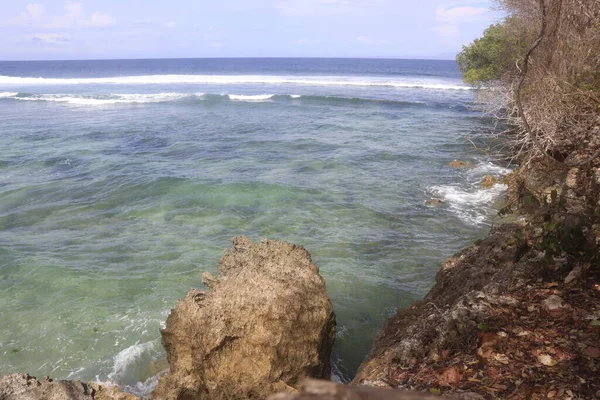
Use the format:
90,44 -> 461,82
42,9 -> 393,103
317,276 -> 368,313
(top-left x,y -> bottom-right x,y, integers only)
352,161 -> 600,399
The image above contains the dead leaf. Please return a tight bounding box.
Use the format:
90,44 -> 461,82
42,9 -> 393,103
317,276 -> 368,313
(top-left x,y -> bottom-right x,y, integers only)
437,366 -> 462,386
584,346 -> 600,358
493,353 -> 510,364
440,349 -> 449,360
488,366 -> 501,379
538,353 -> 558,366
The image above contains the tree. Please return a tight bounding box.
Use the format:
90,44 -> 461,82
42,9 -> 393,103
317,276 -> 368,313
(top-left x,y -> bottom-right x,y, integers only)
456,20 -> 522,86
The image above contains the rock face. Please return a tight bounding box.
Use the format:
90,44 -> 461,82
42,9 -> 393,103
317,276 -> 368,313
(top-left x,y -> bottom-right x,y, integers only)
0,374 -> 139,400
152,236 -> 336,400
268,379 -> 450,400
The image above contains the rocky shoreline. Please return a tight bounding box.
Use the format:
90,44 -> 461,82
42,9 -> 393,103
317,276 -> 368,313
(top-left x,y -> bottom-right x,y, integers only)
2,161 -> 599,399
353,160 -> 600,399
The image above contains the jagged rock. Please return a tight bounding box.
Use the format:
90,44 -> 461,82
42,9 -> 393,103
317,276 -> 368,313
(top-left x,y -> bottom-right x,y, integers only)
543,295 -> 565,311
481,175 -> 497,189
448,160 -> 473,168
267,379 -> 449,400
564,266 -> 582,284
0,374 -> 138,400
152,236 -> 336,400
425,198 -> 444,206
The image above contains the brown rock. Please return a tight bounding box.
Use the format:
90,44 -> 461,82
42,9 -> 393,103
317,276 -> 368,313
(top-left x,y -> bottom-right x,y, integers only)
449,160 -> 473,168
481,175 -> 497,189
426,198 -> 444,206
542,295 -> 565,312
152,236 -> 336,400
267,379 -> 450,400
0,374 -> 139,400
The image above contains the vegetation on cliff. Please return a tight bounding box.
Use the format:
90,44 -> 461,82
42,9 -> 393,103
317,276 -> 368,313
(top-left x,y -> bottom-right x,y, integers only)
458,0 -> 599,164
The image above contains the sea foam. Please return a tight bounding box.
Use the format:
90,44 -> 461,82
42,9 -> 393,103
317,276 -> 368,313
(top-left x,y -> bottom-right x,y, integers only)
429,183 -> 508,225
228,94 -> 274,101
0,74 -> 471,90
15,92 -> 190,105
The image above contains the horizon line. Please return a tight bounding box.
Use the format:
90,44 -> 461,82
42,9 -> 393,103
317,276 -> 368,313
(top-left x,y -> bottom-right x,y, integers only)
0,55 -> 458,63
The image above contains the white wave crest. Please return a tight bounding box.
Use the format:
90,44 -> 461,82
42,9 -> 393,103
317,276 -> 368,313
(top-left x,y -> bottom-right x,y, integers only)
0,92 -> 17,98
228,94 -> 274,102
108,341 -> 156,380
16,92 -> 188,105
468,161 -> 512,177
430,183 -> 507,225
0,74 -> 471,90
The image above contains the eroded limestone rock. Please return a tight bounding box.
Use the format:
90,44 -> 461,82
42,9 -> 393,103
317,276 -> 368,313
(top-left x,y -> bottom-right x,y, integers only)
152,236 -> 336,400
0,374 -> 138,400
268,379 -> 449,400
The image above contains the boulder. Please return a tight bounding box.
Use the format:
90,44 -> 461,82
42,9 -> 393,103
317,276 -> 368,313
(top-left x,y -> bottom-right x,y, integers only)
448,160 -> 473,168
480,175 -> 497,189
152,236 -> 336,400
268,379 -> 450,400
0,374 -> 138,400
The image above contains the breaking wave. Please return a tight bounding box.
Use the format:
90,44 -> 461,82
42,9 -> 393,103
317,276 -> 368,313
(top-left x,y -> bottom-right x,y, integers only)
0,74 -> 471,90
0,92 -> 469,109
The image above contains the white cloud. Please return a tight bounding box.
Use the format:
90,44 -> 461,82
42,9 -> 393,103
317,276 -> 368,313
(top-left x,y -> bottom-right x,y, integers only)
356,35 -> 389,45
163,21 -> 177,29
436,6 -> 488,24
28,33 -> 70,44
432,24 -> 459,36
7,2 -> 115,28
278,0 -> 388,17
84,11 -> 115,27
433,5 -> 489,44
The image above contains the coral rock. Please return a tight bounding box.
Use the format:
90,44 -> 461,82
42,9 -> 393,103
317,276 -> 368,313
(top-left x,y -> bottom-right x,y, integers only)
0,374 -> 139,400
448,160 -> 473,168
267,379 -> 449,399
152,236 -> 336,400
481,175 -> 497,189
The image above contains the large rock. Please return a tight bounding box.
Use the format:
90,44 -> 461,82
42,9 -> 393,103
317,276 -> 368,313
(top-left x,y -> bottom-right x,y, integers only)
152,236 -> 336,400
0,374 -> 138,400
268,379 -> 450,400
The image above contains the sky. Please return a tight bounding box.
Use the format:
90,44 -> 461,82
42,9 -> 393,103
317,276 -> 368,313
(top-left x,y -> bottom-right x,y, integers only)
0,1 -> 504,61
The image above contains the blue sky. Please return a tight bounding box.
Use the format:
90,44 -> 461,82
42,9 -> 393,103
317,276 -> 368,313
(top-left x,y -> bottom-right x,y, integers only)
0,1 -> 503,60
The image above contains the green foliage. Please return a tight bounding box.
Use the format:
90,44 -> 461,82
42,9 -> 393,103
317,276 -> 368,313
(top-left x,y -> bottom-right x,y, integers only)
456,20 -> 522,85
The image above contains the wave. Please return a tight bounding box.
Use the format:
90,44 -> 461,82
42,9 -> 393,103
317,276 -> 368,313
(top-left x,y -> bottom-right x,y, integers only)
228,94 -> 274,102
0,92 -> 453,109
428,160 -> 512,225
2,92 -> 192,105
429,183 -> 507,225
0,74 -> 471,91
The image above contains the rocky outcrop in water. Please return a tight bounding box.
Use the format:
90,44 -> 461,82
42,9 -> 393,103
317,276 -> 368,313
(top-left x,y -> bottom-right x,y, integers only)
0,374 -> 139,400
152,236 -> 336,400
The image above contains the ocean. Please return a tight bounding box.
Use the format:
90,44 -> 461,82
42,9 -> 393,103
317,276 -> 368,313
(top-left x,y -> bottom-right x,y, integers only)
0,58 -> 509,395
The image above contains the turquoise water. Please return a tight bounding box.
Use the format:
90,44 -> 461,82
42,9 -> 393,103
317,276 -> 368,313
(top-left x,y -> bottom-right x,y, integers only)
0,58 -> 509,394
